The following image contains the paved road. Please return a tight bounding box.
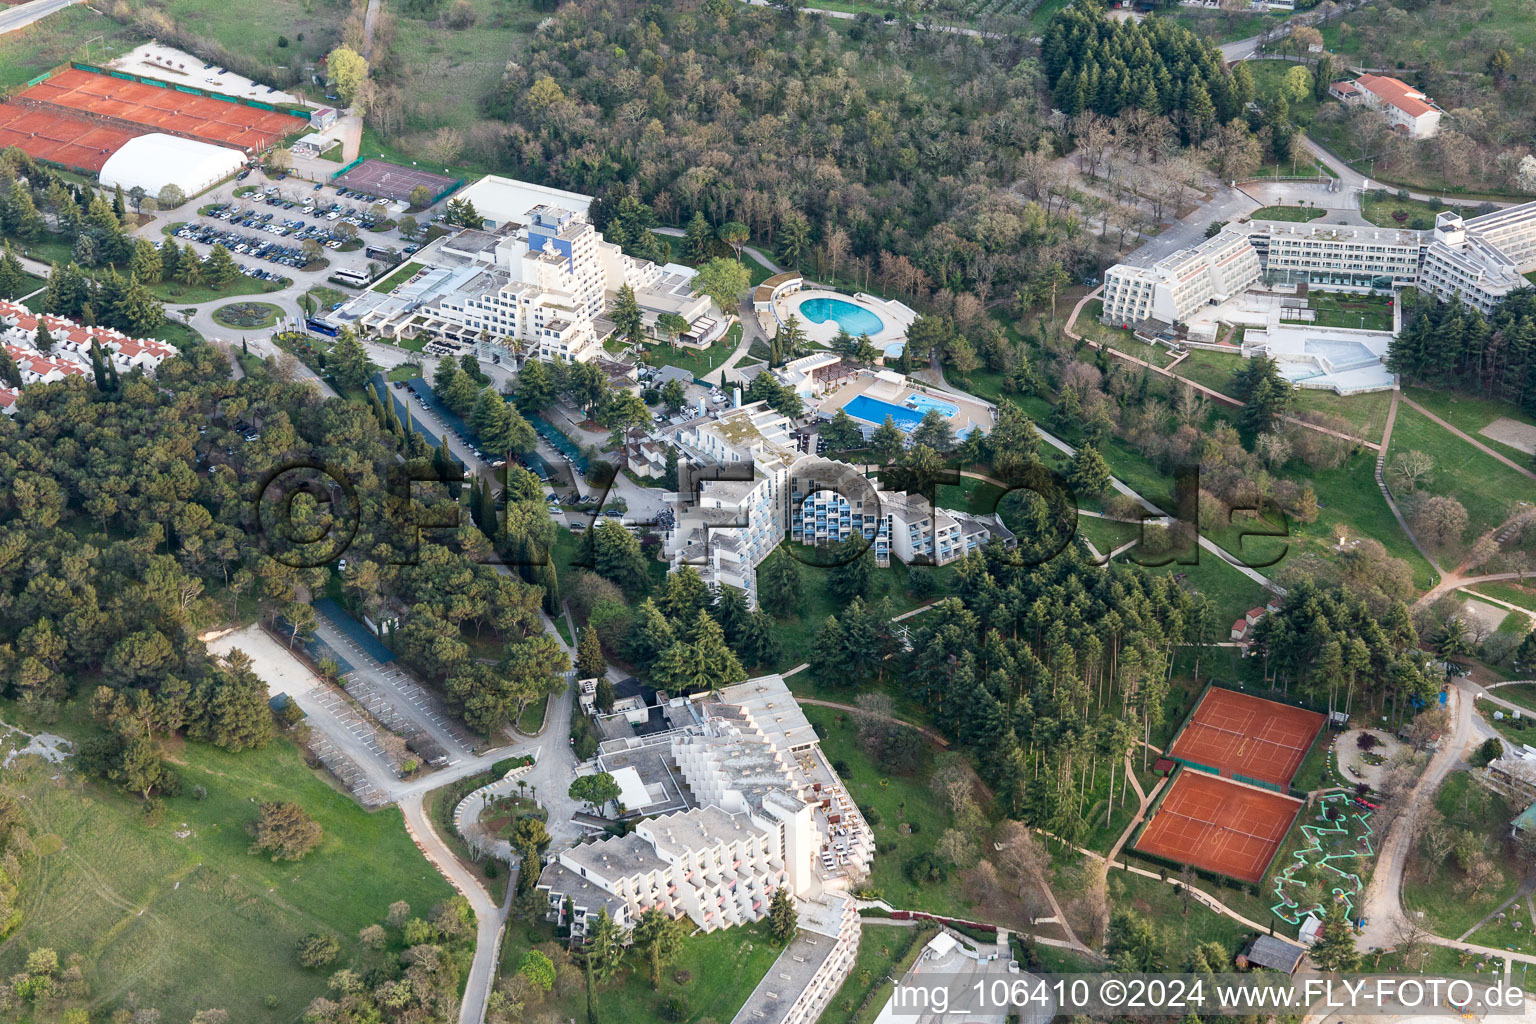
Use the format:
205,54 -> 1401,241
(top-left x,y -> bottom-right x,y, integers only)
1119,185 -> 1259,268
400,792 -> 503,1024
0,0 -> 79,35
1357,682 -> 1471,950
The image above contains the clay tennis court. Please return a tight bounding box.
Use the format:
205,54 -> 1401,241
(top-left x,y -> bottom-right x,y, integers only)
1168,688 -> 1324,789
0,102 -> 145,172
18,68 -> 305,153
334,159 -> 458,202
1134,770 -> 1301,883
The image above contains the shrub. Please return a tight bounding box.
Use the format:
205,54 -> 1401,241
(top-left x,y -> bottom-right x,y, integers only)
661,995 -> 690,1022
296,933 -> 340,968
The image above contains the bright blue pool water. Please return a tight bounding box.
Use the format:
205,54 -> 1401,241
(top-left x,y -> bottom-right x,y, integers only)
907,393 -> 959,417
798,296 -> 885,337
844,395 -> 925,432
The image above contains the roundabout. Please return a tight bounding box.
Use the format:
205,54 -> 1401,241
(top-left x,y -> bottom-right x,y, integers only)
212,301 -> 284,330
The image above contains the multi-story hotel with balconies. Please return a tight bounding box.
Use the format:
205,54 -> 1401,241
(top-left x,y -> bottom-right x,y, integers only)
1101,200 -> 1536,329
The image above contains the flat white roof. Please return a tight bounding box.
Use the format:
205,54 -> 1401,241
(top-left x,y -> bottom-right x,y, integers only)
456,174 -> 593,227
610,766 -> 654,809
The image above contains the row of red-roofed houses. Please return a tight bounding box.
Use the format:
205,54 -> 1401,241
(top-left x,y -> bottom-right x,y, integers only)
1230,598 -> 1284,643
0,300 -> 178,414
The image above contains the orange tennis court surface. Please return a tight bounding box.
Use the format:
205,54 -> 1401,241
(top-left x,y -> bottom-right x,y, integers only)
0,102 -> 146,172
1168,688 -> 1324,789
1134,770 -> 1301,883
18,69 -> 305,153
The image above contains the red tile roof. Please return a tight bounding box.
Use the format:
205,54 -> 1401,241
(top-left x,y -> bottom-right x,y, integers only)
1355,74 -> 1434,118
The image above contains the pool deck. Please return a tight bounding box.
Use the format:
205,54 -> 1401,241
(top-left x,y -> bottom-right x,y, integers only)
778,288 -> 916,351
819,370 -> 994,438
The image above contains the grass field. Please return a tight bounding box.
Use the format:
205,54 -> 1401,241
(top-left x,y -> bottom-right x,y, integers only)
0,5 -> 140,90
819,922 -> 939,1024
496,917 -> 781,1024
1472,583 -> 1536,615
801,704 -> 972,917
1308,292 -> 1393,332
373,261 -> 424,293
0,705 -> 453,1024
1251,205 -> 1327,223
1402,386 -> 1536,465
1360,195 -> 1479,230
387,0 -> 542,135
1387,405 -> 1528,553
1401,770 -> 1520,940
646,323 -> 742,379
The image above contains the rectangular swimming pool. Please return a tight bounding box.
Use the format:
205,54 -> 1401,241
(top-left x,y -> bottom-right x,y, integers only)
843,395 -> 924,432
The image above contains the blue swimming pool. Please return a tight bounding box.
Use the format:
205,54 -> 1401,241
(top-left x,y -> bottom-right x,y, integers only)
907,393 -> 959,418
844,395 -> 924,432
798,296 -> 885,337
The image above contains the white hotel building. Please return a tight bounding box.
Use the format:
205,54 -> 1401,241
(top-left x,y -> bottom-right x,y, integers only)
337,190 -> 725,364
666,402 -> 1014,605
537,677 -> 864,1024
1102,201 -> 1536,327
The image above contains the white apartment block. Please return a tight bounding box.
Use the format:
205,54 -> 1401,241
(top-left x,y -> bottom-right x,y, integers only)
669,402 -> 800,604
1329,74 -> 1441,140
1248,221 -> 1423,290
1101,228 -> 1262,326
538,676 -> 873,939
1421,209 -> 1536,314
338,199 -> 725,365
667,400 -> 1015,603
1101,201 -> 1536,326
790,478 -> 1015,569
728,891 -> 861,1024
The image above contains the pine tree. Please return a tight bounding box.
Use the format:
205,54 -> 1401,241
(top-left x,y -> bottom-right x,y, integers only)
1068,444 -> 1112,498
768,886 -> 797,943
577,624 -> 606,679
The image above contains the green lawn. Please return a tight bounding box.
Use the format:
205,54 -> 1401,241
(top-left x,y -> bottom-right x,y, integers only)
820,922 -> 939,1024
0,271 -> 47,303
1403,386 -> 1536,464
303,285 -> 351,316
382,0 -> 542,135
212,301 -> 284,329
1107,866 -> 1263,954
1307,291 -> 1393,332
0,5 -> 140,90
373,262 -> 425,293
1388,405 -> 1528,550
151,274 -> 286,305
1251,205 -> 1327,223
646,323 -> 742,379
496,917 -> 781,1024
0,705 -> 453,1024
517,694 -> 549,734
1472,583 -> 1536,615
1360,195 -> 1479,230
1401,770 -> 1521,940
1078,301 -> 1177,367
763,550 -> 946,676
801,705 -> 972,917
386,362 -> 424,382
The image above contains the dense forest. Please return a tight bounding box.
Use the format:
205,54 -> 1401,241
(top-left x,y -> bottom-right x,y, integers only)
1042,1 -> 1251,143
483,0 -> 1071,303
806,539 -> 1439,854
1389,287 -> 1536,415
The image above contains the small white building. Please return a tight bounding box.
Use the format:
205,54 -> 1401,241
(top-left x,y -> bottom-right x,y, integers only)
1329,74 -> 1442,139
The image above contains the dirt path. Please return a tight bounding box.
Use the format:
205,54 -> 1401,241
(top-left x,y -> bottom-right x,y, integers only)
793,697 -> 950,748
